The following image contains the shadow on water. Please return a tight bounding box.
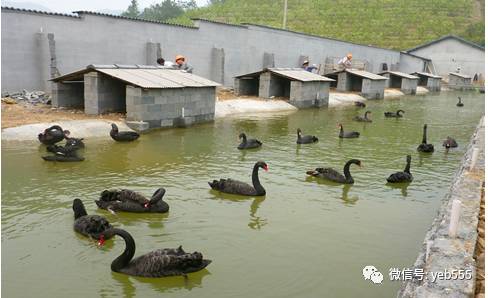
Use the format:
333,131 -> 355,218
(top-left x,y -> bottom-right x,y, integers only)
109,269 -> 211,296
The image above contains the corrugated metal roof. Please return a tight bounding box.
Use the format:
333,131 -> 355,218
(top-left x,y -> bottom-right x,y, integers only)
235,68 -> 334,82
344,69 -> 388,80
378,71 -> 419,80
412,72 -> 443,79
449,72 -> 472,79
325,69 -> 387,80
270,68 -> 335,82
51,65 -> 220,88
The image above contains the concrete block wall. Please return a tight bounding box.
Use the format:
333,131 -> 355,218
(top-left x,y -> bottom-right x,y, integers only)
126,86 -> 215,128
427,78 -> 441,92
234,77 -> 258,96
259,72 -> 289,98
263,52 -> 275,68
408,37 -> 485,79
361,79 -> 385,99
336,72 -> 349,91
52,82 -> 84,107
401,78 -> 418,95
289,81 -> 329,108
84,72 -> 126,115
1,9 -> 416,93
448,74 -> 472,90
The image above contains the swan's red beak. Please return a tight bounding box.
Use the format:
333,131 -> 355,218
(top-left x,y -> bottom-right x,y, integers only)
264,165 -> 269,171
144,203 -> 149,208
98,235 -> 105,247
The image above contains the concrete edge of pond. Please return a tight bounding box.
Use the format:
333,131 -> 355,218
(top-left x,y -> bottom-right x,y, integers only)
0,87 -> 441,141
398,116 -> 485,297
1,119 -> 133,142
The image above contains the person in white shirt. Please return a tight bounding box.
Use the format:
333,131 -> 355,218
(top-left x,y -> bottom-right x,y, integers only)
338,53 -> 353,69
156,58 -> 174,67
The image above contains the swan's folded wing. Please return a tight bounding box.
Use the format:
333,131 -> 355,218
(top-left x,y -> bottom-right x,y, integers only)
118,189 -> 148,205
219,179 -> 255,194
315,167 -> 342,178
128,249 -> 208,276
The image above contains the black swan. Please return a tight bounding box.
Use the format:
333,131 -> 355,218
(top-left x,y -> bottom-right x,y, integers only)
73,198 -> 113,239
443,136 -> 458,148
237,133 -> 262,149
42,151 -> 85,162
353,111 -> 372,122
296,128 -> 318,144
456,97 -> 464,107
354,101 -> 366,108
110,123 -> 140,142
417,124 -> 434,153
47,137 -> 84,155
384,110 -> 405,118
306,159 -> 362,184
208,161 -> 268,196
98,228 -> 211,277
338,124 -> 360,138
95,188 -> 169,213
386,155 -> 413,183
38,125 -> 69,145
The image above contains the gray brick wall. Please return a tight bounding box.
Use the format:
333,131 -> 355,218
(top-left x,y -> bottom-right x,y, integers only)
401,78 -> 418,95
336,72 -> 349,91
126,85 -> 215,128
289,81 -> 330,108
52,82 -> 84,108
84,72 -> 126,115
361,79 -> 385,99
427,78 -> 441,92
448,74 -> 473,90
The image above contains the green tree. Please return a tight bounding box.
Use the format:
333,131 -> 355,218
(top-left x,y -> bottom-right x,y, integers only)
141,0 -> 196,22
121,0 -> 140,18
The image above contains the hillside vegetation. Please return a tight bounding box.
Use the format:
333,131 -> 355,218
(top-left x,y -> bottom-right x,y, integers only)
171,0 -> 484,50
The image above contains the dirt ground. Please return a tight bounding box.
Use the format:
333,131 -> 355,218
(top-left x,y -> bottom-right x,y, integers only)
1,88 -> 259,129
1,101 -> 125,129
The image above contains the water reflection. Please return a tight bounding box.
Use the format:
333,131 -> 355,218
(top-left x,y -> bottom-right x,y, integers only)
110,269 -> 211,296
248,197 -> 267,230
386,182 -> 410,197
340,184 -> 359,206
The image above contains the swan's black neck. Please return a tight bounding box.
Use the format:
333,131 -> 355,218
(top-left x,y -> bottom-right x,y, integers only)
109,228 -> 135,272
149,189 -> 165,205
240,134 -> 247,143
422,125 -> 427,144
343,160 -> 356,183
458,97 -> 462,103
404,157 -> 411,174
251,164 -> 266,195
73,201 -> 88,219
339,125 -> 344,137
297,130 -> 301,140
364,111 -> 369,119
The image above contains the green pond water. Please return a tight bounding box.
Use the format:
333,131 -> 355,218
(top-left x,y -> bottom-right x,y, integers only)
2,91 -> 484,298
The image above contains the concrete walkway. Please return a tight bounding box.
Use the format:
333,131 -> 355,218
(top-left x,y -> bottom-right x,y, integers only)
1,119 -> 132,141
398,116 -> 485,297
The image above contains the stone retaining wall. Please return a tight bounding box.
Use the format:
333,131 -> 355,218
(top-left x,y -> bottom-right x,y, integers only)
398,116 -> 485,297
